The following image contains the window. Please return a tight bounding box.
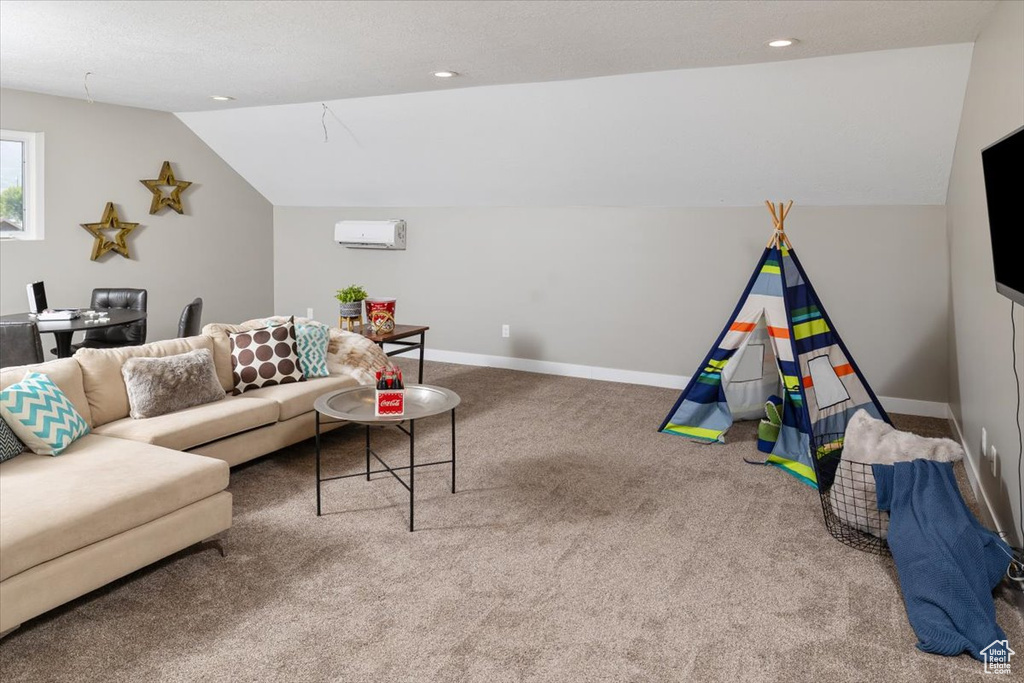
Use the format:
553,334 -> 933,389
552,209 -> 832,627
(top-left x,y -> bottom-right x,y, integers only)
807,355 -> 851,410
0,130 -> 44,240
730,343 -> 765,383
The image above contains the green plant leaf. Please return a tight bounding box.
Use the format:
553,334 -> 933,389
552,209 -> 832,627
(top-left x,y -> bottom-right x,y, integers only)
335,284 -> 368,303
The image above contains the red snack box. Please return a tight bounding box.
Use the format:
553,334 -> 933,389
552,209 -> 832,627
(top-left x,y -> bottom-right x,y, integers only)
376,389 -> 405,417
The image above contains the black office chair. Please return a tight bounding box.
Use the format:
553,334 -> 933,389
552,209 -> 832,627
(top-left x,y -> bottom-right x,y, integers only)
57,288 -> 148,354
0,320 -> 45,368
177,298 -> 203,337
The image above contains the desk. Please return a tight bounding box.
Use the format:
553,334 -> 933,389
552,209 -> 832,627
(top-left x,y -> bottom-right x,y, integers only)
358,324 -> 429,383
0,310 -> 148,358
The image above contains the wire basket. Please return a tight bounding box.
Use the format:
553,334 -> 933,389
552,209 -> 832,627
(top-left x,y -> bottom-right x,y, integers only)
813,433 -> 890,556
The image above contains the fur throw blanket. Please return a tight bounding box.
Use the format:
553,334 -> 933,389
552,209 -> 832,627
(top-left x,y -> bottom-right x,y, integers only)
830,410 -> 963,539
202,317 -> 390,388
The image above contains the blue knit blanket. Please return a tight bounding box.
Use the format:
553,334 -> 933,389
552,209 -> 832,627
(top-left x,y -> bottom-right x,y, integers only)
873,460 -> 1011,659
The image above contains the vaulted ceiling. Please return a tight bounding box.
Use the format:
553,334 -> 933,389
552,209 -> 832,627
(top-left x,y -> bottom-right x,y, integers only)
1,2 -> 985,207
0,0 -> 994,112
179,44 -> 972,207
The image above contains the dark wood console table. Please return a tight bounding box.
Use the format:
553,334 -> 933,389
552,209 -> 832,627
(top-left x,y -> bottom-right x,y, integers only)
358,324 -> 429,383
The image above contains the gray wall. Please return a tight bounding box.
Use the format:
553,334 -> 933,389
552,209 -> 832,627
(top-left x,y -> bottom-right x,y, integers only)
0,89 -> 273,346
946,0 -> 1024,543
274,205 -> 950,403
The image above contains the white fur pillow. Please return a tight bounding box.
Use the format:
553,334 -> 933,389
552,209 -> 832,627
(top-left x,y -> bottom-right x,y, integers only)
830,410 -> 963,539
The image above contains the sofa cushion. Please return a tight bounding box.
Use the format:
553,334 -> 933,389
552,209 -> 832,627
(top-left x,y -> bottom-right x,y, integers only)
122,349 -> 224,419
237,374 -> 359,421
0,433 -> 229,582
93,395 -> 279,451
1,358 -> 93,427
0,372 -> 91,455
75,336 -> 214,427
202,322 -> 251,393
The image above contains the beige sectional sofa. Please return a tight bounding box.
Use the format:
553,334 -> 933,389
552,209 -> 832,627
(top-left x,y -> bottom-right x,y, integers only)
0,322 -> 386,634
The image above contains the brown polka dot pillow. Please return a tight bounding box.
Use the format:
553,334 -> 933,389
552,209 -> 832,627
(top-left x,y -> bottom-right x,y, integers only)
229,317 -> 305,395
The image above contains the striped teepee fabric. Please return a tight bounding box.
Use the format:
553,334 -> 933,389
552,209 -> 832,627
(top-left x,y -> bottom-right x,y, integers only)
0,372 -> 90,455
659,240 -> 889,488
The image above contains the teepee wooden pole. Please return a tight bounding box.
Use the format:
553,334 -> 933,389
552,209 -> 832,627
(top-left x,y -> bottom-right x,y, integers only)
780,200 -> 794,249
765,199 -> 794,249
765,200 -> 780,247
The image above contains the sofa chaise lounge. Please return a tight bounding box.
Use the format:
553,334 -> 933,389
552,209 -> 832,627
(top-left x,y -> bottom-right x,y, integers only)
0,318 -> 387,634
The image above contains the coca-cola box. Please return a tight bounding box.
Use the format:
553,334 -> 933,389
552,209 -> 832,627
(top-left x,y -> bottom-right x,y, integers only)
375,388 -> 405,417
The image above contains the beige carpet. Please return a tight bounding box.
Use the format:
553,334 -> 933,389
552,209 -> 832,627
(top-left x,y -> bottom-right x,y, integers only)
1,360 -> 1021,682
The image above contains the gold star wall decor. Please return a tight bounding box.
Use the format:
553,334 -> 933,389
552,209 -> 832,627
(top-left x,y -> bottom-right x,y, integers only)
140,160 -> 193,214
81,202 -> 139,261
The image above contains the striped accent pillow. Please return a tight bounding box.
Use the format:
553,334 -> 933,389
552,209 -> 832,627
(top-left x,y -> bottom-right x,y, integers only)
0,372 -> 90,455
0,418 -> 25,463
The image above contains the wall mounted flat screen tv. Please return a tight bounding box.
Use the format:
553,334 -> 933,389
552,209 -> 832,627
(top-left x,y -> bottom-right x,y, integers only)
981,124 -> 1024,306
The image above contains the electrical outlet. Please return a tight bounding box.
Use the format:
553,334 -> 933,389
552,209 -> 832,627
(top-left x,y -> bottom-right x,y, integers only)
990,445 -> 998,476
306,307 -> 314,319
502,324 -> 510,338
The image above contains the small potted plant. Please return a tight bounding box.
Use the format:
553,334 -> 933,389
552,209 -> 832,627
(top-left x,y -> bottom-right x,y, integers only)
335,284 -> 368,330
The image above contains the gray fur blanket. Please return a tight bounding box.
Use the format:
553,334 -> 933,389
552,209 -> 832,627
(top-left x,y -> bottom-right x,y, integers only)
831,410 -> 963,539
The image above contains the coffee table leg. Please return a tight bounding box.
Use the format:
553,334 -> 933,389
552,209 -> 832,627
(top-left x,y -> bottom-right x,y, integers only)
418,331 -> 426,383
365,424 -> 371,480
315,411 -> 322,516
409,419 -> 415,532
451,408 -> 456,494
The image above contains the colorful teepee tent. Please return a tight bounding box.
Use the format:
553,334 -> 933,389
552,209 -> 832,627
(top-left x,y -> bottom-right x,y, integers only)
658,201 -> 890,488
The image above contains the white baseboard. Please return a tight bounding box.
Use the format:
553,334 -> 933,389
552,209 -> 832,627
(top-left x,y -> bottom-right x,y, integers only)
423,348 -> 689,389
877,397 -> 950,419
419,348 -> 949,418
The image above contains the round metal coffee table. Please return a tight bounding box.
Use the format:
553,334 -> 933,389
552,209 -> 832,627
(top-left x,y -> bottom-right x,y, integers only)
314,384 -> 461,531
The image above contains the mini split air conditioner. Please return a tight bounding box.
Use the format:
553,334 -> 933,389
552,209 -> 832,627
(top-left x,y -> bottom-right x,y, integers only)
334,220 -> 407,250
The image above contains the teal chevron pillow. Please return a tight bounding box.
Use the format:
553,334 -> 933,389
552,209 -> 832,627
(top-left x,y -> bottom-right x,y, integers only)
0,372 -> 90,455
265,319 -> 330,378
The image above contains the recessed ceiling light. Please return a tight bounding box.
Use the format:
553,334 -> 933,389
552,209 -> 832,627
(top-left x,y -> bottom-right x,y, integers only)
433,71 -> 458,78
210,95 -> 235,101
767,39 -> 798,48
